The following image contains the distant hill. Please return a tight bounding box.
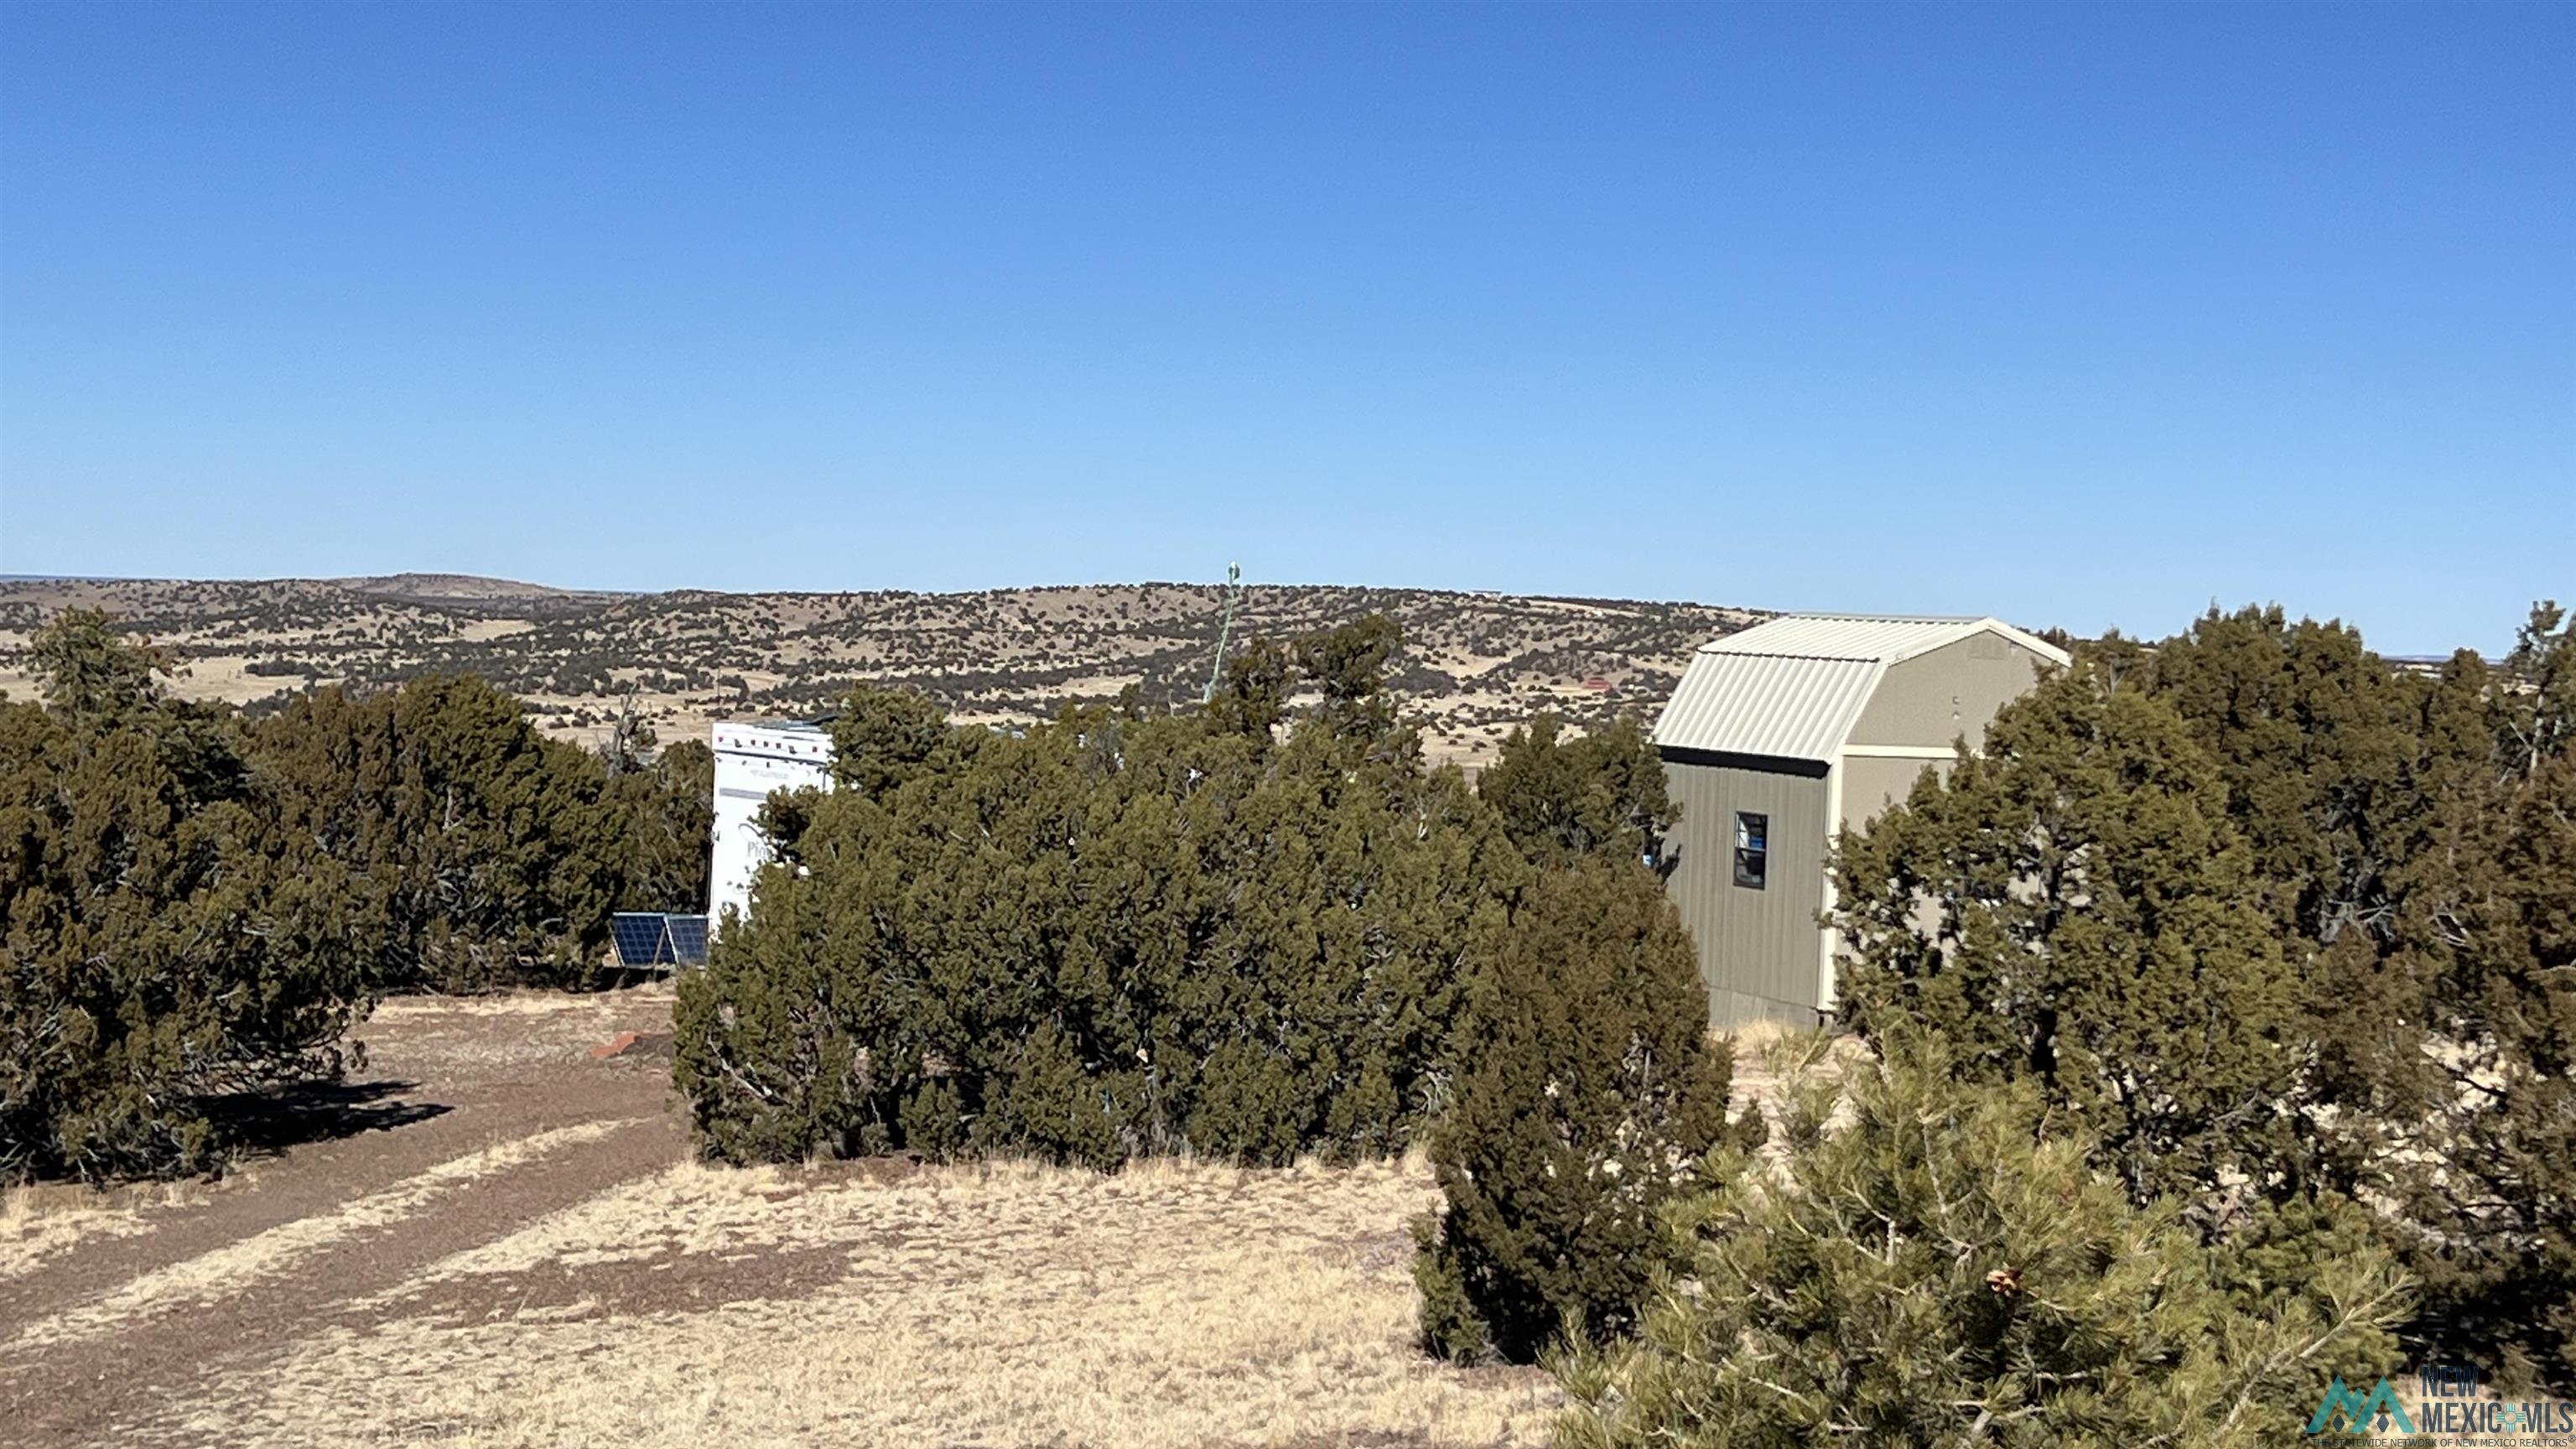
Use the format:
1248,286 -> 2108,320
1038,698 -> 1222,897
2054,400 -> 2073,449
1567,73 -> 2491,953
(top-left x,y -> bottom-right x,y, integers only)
0,576 -> 1766,763
327,573 -> 631,608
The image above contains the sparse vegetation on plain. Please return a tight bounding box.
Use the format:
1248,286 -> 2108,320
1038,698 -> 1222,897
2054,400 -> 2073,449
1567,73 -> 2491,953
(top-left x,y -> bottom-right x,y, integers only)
0,573 -> 1760,766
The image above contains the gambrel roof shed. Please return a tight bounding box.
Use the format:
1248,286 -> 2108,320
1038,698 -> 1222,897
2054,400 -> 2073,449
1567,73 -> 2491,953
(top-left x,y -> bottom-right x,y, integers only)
1653,614 -> 2071,765
1650,613 -> 2071,1027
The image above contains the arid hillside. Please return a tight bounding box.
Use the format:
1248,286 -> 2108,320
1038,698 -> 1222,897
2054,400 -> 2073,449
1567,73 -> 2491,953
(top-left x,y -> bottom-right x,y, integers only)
0,575 -> 1763,762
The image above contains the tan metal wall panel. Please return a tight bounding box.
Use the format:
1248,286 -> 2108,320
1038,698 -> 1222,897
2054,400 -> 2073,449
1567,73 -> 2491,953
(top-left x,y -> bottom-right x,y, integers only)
1846,633 -> 2053,750
1663,756 -> 1831,1025
1839,755 -> 1945,834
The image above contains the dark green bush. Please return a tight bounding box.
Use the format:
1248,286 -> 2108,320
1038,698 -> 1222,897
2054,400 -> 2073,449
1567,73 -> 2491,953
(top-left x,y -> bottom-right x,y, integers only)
1832,601 -> 2576,1392
1,612 -> 376,1181
252,675 -> 709,992
2336,608 -> 2574,1390
1476,712 -> 1675,869
1831,665 -> 2310,1211
1556,1036 -> 2408,1449
1411,860 -> 1742,1363
675,621 -> 1528,1168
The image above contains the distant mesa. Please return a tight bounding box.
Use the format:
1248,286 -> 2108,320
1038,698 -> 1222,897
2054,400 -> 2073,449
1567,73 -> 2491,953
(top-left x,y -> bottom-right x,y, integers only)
330,573 -> 631,606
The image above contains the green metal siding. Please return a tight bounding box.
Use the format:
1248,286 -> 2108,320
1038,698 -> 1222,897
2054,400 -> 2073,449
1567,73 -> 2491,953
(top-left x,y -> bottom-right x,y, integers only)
1662,755 -> 1831,1026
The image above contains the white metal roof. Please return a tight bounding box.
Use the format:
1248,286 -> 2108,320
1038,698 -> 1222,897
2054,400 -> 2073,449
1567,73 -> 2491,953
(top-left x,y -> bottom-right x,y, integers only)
1654,615 -> 2069,762
710,719 -> 837,762
1654,652 -> 1882,761
1696,613 -> 2067,666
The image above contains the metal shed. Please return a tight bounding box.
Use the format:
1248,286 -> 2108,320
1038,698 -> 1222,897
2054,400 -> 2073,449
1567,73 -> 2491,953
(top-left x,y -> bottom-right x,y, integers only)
1652,614 -> 2070,1026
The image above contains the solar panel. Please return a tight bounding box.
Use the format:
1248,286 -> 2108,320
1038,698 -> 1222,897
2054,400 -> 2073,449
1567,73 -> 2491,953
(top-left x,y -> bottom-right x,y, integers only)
611,912 -> 673,967
664,914 -> 709,966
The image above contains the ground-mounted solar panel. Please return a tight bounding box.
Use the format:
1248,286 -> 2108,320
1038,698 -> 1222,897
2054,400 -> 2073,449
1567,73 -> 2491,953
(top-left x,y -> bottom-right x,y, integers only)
664,914 -> 709,966
611,911 -> 674,968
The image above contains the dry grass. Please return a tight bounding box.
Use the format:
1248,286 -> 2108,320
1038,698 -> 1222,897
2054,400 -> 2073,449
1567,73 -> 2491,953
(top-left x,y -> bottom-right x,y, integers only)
0,1178 -> 200,1281
362,987 -> 674,1071
174,1152 -> 1559,1449
10,1119 -> 634,1352
369,992 -> 658,1022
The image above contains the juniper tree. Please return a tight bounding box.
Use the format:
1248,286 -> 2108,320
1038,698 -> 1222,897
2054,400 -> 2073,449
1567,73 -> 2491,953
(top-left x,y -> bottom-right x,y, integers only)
823,687 -> 956,795
1830,665 -> 2310,1210
2130,601 -> 2576,1389
1555,1036 -> 2409,1449
675,617 -> 1526,1169
1202,635 -> 1294,743
1411,860 -> 1739,1363
1,613 -> 374,1181
2137,605 -> 2428,947
600,735 -> 713,916
2353,603 -> 2576,1390
1296,614 -> 1403,741
1476,714 -> 1675,869
252,675 -> 648,990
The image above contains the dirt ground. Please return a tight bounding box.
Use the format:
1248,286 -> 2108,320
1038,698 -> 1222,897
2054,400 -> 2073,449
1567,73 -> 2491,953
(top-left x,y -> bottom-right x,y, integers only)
0,987 -> 1557,1448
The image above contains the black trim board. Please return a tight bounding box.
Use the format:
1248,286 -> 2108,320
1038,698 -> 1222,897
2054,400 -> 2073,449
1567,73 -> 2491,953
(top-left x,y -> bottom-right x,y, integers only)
1656,745 -> 1832,779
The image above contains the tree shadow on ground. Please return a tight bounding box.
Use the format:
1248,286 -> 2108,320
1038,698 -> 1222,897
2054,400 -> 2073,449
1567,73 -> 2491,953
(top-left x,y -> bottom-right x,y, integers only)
205,1079 -> 453,1158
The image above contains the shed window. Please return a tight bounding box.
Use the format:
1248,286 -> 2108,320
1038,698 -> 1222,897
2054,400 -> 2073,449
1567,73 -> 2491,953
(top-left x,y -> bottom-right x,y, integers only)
1732,811 -> 1768,890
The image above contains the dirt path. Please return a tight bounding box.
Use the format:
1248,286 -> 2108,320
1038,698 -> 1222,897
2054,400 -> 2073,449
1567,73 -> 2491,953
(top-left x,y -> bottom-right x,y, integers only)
0,987 -> 689,1448
2,985 -> 1560,1449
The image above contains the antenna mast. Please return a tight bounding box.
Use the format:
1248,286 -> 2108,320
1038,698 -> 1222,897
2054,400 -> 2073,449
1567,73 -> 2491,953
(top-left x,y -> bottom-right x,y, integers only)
1202,562 -> 1243,703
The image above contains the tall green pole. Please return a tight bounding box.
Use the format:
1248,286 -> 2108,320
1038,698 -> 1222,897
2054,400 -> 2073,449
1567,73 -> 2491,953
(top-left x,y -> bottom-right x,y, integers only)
1202,562 -> 1242,703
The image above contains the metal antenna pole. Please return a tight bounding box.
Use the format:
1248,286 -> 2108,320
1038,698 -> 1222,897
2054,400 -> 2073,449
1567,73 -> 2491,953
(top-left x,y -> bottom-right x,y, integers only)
1202,562 -> 1243,703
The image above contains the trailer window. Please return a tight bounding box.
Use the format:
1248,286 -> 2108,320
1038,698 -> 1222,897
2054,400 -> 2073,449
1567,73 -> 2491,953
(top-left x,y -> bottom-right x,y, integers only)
1733,812 -> 1768,890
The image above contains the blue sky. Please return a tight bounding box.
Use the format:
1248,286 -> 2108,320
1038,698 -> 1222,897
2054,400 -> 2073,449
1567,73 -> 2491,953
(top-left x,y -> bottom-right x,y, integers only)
1,3 -> 2566,654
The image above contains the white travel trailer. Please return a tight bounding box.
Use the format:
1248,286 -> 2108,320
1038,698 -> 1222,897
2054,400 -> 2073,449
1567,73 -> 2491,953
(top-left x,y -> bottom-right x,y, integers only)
707,719 -> 836,932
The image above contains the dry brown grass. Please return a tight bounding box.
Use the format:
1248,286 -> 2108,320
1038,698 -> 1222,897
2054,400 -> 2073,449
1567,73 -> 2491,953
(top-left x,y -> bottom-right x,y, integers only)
361,986 -> 675,1071
10,1120 -> 634,1352
174,1151 -> 1558,1449
0,1178 -> 199,1281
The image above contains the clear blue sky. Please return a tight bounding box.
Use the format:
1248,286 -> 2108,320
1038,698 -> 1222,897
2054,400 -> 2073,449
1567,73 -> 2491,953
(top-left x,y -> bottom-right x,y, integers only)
2,3 -> 2566,653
